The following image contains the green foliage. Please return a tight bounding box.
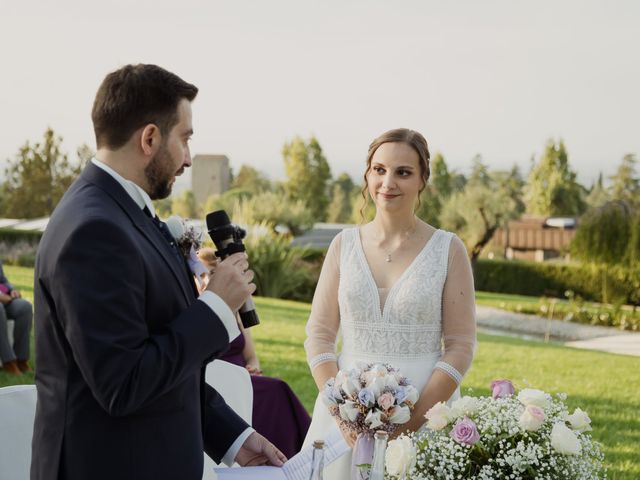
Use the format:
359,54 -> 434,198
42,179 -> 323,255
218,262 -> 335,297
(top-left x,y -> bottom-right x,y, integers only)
474,258 -> 640,308
1,128 -> 85,218
231,165 -> 272,192
202,188 -> 254,218
571,201 -> 637,266
326,173 -> 355,224
525,139 -> 585,216
609,153 -> 639,207
245,230 -> 315,300
233,192 -> 314,236
170,190 -> 200,219
585,173 -> 610,209
440,160 -> 521,262
415,153 -> 460,227
282,136 -> 332,221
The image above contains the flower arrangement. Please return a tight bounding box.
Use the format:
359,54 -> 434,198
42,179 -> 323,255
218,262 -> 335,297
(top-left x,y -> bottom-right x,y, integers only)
384,379 -> 605,479
322,362 -> 417,437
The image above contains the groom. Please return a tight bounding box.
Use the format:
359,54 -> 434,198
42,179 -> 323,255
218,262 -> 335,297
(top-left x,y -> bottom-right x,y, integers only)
31,64 -> 285,480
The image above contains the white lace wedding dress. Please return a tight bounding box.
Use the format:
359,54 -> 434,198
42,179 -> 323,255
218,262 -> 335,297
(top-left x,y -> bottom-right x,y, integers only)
303,227 -> 476,479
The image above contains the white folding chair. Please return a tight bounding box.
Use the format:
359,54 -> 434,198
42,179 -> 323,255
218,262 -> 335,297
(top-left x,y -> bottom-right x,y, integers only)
202,360 -> 254,480
0,384 -> 37,479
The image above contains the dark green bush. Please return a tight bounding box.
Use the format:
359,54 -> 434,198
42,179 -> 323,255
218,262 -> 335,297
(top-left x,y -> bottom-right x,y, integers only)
474,259 -> 640,306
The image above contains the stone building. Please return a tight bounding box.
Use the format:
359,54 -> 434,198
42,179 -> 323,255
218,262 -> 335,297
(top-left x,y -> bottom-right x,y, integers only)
191,154 -> 231,206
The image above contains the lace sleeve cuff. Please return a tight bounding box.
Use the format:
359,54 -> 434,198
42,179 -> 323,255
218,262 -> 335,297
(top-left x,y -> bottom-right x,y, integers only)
308,352 -> 338,370
435,361 -> 463,385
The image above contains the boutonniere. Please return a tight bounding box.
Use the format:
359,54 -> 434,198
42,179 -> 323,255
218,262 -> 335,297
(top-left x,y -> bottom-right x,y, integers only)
165,216 -> 209,288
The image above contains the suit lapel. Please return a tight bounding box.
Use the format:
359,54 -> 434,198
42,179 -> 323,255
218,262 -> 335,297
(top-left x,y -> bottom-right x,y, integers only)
81,163 -> 195,302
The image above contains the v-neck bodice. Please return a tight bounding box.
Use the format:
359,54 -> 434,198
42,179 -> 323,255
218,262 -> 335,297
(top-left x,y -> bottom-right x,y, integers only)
337,226 -> 453,361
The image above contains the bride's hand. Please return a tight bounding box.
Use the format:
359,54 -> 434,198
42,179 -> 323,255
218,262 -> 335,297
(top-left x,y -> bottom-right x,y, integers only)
337,421 -> 358,447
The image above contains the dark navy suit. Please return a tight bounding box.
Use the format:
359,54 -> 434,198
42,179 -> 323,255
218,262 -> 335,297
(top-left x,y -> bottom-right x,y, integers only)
31,162 -> 247,480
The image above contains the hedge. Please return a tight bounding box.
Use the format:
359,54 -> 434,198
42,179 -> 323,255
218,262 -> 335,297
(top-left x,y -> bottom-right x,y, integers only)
474,259 -> 640,306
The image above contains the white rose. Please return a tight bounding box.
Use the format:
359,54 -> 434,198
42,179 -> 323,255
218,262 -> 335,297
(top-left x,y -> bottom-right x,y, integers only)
449,396 -> 479,419
404,385 -> 419,405
339,400 -> 359,422
389,405 -> 411,424
342,377 -> 359,397
368,377 -> 386,397
567,408 -> 592,432
518,404 -> 546,432
551,423 -> 582,455
334,371 -> 346,388
425,401 -> 450,430
385,436 -> 416,477
385,375 -> 399,390
365,410 -> 384,429
517,388 -> 550,409
371,364 -> 389,377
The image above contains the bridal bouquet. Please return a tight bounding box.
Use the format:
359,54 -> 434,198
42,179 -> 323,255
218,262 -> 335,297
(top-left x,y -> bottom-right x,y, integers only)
384,379 -> 605,479
322,362 -> 417,435
323,363 -> 417,479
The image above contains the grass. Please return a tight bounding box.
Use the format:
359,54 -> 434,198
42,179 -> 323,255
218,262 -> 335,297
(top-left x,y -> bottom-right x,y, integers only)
2,267 -> 639,478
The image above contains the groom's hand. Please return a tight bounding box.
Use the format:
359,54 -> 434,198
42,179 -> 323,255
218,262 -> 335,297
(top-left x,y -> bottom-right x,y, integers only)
235,432 -> 287,467
206,252 -> 256,311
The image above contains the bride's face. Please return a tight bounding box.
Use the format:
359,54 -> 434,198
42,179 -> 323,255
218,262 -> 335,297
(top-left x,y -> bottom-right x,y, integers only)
367,142 -> 424,213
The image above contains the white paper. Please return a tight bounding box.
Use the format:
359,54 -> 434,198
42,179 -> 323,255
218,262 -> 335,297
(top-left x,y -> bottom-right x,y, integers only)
215,426 -> 350,480
214,466 -> 286,480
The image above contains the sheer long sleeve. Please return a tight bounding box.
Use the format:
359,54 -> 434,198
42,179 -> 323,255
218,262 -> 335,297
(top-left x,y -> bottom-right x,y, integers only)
304,233 -> 342,372
434,235 -> 477,385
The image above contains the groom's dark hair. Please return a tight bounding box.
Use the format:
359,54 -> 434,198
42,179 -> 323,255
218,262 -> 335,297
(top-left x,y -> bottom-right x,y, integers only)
92,64 -> 198,149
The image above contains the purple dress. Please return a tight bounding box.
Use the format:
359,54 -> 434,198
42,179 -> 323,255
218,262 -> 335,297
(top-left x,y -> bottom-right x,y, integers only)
221,331 -> 311,458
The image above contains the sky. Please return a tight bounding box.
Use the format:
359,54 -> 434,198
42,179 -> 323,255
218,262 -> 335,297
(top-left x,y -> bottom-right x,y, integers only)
1,0 -> 639,193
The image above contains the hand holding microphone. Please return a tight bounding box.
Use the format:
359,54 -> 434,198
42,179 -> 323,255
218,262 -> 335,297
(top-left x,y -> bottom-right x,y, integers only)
205,252 -> 256,312
206,210 -> 261,328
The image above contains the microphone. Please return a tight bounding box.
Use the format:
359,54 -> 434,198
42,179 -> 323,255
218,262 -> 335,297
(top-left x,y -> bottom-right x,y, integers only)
206,210 -> 260,328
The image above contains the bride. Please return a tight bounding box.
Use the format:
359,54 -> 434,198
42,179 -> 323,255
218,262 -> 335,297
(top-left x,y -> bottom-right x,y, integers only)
303,128 -> 476,478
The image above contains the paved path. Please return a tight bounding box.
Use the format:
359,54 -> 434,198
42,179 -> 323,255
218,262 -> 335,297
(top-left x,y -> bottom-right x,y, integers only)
476,306 -> 640,357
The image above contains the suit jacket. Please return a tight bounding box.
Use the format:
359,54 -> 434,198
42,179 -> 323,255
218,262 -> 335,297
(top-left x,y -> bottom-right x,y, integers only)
31,163 -> 248,480
0,261 -> 13,291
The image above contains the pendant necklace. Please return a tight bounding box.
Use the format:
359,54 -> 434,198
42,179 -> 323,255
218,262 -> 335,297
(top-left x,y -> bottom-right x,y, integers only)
377,222 -> 418,262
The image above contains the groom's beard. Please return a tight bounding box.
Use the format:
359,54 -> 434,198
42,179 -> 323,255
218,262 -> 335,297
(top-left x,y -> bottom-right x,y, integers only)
145,145 -> 174,200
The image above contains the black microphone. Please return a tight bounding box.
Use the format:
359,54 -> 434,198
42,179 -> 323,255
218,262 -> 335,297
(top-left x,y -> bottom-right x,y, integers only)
206,210 -> 260,328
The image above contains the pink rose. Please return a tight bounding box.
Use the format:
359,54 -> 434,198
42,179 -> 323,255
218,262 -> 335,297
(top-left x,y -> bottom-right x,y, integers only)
491,379 -> 515,399
377,392 -> 395,411
450,416 -> 480,445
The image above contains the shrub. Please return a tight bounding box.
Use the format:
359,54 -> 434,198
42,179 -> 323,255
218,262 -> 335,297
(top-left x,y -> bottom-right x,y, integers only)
245,230 -> 317,301
474,259 -> 640,306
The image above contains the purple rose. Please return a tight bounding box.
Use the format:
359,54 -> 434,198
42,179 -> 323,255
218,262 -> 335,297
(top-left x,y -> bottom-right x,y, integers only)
394,387 -> 408,404
491,379 -> 515,399
450,416 -> 480,445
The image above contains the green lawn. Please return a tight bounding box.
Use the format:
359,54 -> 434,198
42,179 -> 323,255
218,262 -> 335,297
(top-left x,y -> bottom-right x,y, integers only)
2,266 -> 639,478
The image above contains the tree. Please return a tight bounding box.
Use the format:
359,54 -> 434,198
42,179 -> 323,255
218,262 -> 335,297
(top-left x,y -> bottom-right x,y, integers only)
2,128 -> 85,218
440,160 -> 520,265
326,173 -> 355,224
585,173 -> 610,209
233,191 -> 314,236
525,139 -> 585,216
282,136 -> 332,221
231,165 -> 272,193
416,153 -> 463,227
609,154 -> 639,207
572,200 -> 639,266
171,190 -> 200,218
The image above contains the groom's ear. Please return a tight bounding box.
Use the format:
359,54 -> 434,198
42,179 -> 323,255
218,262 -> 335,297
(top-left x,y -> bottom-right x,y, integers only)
139,124 -> 161,157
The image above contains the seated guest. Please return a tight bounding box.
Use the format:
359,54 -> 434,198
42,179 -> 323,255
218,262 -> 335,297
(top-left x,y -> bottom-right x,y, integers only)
197,248 -> 311,458
0,260 -> 33,375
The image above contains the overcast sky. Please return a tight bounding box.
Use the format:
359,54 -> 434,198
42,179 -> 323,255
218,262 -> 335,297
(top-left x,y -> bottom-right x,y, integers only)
1,0 -> 638,192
